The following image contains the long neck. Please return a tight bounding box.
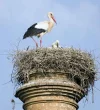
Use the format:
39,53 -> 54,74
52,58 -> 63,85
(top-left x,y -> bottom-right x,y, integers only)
47,15 -> 55,32
49,16 -> 55,24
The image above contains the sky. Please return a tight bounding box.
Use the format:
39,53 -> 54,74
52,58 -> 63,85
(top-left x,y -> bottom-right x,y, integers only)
0,0 -> 100,110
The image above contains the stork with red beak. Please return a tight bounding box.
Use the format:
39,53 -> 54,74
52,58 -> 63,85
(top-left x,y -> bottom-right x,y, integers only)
23,12 -> 57,48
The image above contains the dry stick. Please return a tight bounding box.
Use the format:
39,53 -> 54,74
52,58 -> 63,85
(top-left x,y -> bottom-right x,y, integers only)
94,86 -> 100,91
83,96 -> 88,108
1,46 -> 20,85
14,38 -> 22,51
2,80 -> 12,85
92,86 -> 94,103
95,76 -> 100,81
84,48 -> 99,103
2,73 -> 13,85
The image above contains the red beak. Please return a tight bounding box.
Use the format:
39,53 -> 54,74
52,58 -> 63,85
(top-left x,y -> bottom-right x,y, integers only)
52,16 -> 57,24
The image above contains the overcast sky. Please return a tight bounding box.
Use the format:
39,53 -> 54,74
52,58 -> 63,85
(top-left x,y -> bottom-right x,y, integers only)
0,0 -> 100,110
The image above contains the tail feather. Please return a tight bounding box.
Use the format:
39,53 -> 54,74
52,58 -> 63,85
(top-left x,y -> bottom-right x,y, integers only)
23,32 -> 29,39
23,23 -> 37,39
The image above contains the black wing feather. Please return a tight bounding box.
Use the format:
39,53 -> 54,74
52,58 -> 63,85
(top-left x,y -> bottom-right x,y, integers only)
23,23 -> 46,39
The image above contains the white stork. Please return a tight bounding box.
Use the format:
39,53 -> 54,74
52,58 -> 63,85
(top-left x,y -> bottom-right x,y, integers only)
52,40 -> 61,48
23,12 -> 57,48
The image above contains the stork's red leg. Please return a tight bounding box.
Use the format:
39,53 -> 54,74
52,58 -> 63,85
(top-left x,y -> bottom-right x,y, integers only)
40,37 -> 42,47
31,37 -> 38,48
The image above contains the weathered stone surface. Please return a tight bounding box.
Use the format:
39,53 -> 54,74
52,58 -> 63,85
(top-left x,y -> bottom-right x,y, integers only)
15,73 -> 85,110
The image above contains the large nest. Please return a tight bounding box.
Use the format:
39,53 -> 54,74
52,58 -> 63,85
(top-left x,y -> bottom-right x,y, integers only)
12,48 -> 96,94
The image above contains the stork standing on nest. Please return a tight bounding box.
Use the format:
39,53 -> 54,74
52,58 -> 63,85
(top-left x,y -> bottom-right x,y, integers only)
23,12 -> 57,48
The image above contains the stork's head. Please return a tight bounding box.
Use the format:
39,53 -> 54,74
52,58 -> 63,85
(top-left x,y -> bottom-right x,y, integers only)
52,40 -> 59,48
55,40 -> 59,47
48,12 -> 57,24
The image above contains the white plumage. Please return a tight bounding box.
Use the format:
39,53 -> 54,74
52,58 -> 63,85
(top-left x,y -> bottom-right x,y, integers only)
35,22 -> 49,30
52,40 -> 61,48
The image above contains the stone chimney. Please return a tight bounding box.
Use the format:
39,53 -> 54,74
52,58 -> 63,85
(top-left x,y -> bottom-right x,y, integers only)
13,48 -> 96,110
